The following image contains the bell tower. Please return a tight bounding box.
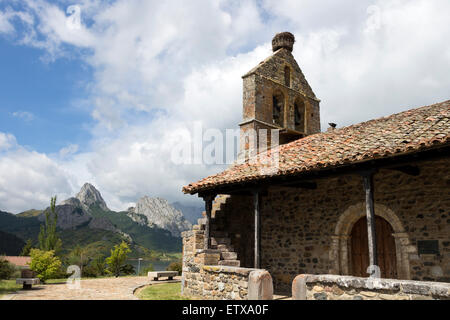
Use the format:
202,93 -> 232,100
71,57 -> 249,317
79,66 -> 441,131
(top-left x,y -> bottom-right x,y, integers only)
239,32 -> 321,159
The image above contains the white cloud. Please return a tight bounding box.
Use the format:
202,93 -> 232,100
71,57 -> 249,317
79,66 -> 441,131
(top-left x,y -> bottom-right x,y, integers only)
59,144 -> 79,158
0,133 -> 74,213
0,6 -> 33,35
11,111 -> 34,122
1,0 -> 450,212
0,10 -> 14,34
0,133 -> 17,151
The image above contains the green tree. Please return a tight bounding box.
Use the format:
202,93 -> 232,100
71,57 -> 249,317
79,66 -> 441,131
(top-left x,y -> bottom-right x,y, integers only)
120,264 -> 135,275
20,239 -> 34,256
105,241 -> 131,277
166,261 -> 182,274
139,264 -> 154,276
91,256 -> 106,276
67,246 -> 90,276
0,257 -> 16,280
38,196 -> 62,254
29,249 -> 62,282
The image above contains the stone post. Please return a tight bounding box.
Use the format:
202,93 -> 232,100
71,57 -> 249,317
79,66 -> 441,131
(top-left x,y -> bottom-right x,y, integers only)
292,275 -> 307,300
248,270 -> 273,300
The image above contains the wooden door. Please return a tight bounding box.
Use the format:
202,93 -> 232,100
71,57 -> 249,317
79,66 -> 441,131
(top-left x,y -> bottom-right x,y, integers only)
350,216 -> 397,279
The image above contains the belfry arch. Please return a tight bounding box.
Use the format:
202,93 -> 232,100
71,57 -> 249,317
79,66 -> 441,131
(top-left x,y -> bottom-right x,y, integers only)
329,202 -> 414,280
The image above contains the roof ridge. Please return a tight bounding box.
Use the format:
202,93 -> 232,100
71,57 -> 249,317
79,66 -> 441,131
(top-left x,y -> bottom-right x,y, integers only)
183,99 -> 450,194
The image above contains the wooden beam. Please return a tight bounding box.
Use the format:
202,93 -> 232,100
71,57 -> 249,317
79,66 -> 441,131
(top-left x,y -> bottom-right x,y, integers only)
203,195 -> 214,250
279,181 -> 317,190
253,190 -> 261,269
386,165 -> 420,176
362,170 -> 378,275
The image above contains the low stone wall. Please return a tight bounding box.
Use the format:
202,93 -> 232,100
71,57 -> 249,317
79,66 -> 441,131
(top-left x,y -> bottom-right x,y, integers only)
184,265 -> 253,300
182,230 -> 273,300
292,274 -> 450,300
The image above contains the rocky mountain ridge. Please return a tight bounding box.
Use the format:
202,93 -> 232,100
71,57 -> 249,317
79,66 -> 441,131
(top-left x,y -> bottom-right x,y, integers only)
36,183 -> 192,238
127,196 -> 192,237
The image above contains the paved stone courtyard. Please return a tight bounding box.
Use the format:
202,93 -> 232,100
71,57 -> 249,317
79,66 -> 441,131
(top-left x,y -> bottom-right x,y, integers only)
8,276 -> 181,300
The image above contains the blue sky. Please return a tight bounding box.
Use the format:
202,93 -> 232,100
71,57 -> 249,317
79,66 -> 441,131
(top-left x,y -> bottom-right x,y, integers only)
0,36 -> 93,154
0,0 -> 449,213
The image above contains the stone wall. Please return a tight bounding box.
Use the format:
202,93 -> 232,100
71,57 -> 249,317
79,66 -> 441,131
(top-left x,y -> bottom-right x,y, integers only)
292,274 -> 450,300
239,47 -> 321,159
184,265 -> 253,300
204,157 -> 449,295
181,228 -> 272,300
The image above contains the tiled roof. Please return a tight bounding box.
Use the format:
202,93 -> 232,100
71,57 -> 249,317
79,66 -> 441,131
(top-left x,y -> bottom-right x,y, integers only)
183,100 -> 450,194
2,256 -> 31,267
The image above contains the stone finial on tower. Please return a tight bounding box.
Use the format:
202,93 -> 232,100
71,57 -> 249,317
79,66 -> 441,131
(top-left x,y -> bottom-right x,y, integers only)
272,32 -> 295,52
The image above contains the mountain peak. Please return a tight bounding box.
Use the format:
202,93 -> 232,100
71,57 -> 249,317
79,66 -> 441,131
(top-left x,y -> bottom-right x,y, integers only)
76,183 -> 109,211
130,196 -> 191,237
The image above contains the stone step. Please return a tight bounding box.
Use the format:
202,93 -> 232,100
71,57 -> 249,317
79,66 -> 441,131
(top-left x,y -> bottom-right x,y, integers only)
216,244 -> 234,252
210,237 -> 231,246
221,251 -> 238,260
218,260 -> 240,267
210,244 -> 234,252
210,231 -> 228,238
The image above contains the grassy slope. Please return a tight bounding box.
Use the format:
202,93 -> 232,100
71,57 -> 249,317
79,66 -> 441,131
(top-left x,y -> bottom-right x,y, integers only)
137,282 -> 190,300
0,230 -> 25,255
0,211 -> 41,242
89,205 -> 182,253
0,280 -> 21,298
58,226 -> 126,257
16,209 -> 43,218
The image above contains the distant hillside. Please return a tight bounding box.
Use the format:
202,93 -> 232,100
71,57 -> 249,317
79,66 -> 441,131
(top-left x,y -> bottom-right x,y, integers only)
17,209 -> 43,218
90,205 -> 181,252
0,210 -> 41,241
0,230 -> 25,255
171,201 -> 204,224
0,183 -> 184,257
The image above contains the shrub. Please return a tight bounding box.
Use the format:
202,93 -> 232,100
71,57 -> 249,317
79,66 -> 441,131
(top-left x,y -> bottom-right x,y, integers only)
82,265 -> 99,278
90,256 -> 107,277
166,261 -> 182,275
105,241 -> 130,277
120,264 -> 135,276
0,257 -> 16,280
29,249 -> 62,282
139,264 -> 154,276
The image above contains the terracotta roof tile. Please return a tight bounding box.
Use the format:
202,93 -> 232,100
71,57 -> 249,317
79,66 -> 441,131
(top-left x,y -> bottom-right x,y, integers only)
2,256 -> 31,267
183,100 -> 450,194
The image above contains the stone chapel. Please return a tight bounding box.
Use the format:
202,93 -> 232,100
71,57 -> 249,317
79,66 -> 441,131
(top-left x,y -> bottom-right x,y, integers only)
181,32 -> 450,299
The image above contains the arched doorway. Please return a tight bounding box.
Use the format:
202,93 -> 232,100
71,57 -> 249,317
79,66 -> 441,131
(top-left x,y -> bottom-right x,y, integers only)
329,202 -> 414,279
350,216 -> 397,279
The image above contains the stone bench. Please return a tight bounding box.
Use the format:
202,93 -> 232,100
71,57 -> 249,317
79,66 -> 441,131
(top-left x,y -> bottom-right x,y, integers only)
16,278 -> 40,290
148,271 -> 178,281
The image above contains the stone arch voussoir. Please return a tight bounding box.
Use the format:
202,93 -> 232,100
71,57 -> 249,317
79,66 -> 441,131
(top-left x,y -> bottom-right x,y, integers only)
330,202 -> 412,279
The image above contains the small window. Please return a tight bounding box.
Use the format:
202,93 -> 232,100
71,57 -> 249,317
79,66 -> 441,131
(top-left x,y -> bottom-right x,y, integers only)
294,100 -> 305,132
272,93 -> 284,127
284,66 -> 291,87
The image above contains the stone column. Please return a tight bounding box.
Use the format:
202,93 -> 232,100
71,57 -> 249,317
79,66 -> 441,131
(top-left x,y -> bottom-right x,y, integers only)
329,236 -> 341,274
254,190 -> 261,269
203,196 -> 213,250
392,232 -> 412,279
362,171 -> 378,274
330,235 -> 351,275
